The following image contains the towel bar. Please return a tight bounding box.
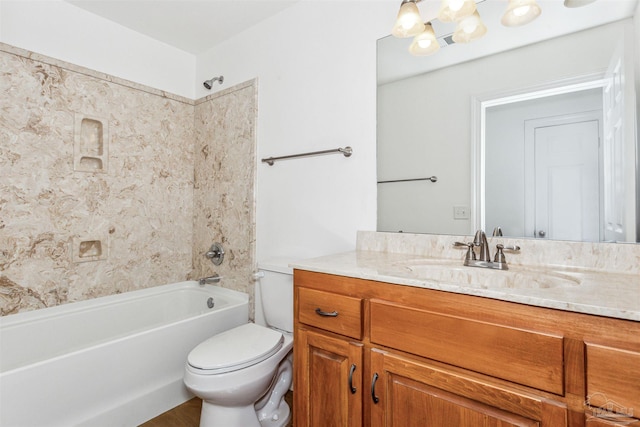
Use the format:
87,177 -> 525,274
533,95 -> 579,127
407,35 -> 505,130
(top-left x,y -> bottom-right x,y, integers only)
262,146 -> 352,166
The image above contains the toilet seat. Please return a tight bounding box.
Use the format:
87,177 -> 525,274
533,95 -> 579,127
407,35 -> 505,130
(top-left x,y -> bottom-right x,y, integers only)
187,323 -> 284,374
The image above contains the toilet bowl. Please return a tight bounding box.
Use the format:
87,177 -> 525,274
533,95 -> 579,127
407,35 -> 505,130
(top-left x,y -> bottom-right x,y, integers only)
184,260 -> 294,427
184,323 -> 293,427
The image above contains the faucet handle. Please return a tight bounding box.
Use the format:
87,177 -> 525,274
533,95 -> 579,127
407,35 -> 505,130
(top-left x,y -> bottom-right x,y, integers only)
454,241 -> 476,261
494,245 -> 506,263
205,243 -> 225,266
499,244 -> 521,252
493,244 -> 520,264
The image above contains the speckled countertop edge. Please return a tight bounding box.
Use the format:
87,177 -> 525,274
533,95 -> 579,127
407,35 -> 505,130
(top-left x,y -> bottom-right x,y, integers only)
291,250 -> 640,322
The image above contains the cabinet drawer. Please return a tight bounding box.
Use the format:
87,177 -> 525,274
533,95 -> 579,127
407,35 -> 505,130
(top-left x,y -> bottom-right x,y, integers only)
298,287 -> 363,339
585,343 -> 640,420
370,300 -> 564,395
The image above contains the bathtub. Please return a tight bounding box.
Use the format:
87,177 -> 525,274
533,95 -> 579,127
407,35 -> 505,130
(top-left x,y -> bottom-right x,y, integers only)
0,281 -> 249,427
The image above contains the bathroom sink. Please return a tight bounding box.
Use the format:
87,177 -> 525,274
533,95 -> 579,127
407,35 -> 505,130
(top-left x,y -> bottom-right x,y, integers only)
389,259 -> 580,289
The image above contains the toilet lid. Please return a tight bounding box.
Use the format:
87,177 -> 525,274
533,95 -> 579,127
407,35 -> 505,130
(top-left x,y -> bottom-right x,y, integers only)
187,323 -> 284,374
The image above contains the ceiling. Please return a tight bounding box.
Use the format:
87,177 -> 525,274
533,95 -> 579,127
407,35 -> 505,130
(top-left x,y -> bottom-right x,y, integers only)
65,0 -> 300,54
61,0 -> 639,72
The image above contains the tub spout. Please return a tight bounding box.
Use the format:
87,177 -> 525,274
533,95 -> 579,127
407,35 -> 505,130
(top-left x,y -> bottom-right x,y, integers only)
199,274 -> 221,286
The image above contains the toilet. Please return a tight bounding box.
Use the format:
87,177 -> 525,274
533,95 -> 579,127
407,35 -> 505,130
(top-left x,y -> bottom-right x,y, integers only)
183,260 -> 294,427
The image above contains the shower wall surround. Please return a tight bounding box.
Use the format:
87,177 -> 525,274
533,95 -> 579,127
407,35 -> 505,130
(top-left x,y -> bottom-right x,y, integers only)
192,81 -> 258,305
0,43 -> 257,315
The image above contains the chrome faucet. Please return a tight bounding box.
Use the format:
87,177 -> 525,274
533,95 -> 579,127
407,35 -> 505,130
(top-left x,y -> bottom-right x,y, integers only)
454,229 -> 520,270
473,230 -> 491,262
199,273 -> 221,286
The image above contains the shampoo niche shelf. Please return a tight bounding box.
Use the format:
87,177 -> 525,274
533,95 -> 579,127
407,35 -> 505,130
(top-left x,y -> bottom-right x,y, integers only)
74,114 -> 108,172
72,236 -> 108,263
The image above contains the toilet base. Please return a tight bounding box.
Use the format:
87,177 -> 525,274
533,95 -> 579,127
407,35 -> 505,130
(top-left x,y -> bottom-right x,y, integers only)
198,357 -> 293,427
258,398 -> 291,427
256,357 -> 292,427
199,400 -> 290,427
200,402 -> 259,427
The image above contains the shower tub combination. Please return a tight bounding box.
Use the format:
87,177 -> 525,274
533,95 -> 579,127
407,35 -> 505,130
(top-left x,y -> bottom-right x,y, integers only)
0,281 -> 249,427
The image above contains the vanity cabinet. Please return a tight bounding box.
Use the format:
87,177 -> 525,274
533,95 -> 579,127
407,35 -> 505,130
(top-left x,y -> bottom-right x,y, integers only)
293,269 -> 640,427
295,287 -> 364,427
295,328 -> 363,427
584,344 -> 640,426
368,349 -> 565,427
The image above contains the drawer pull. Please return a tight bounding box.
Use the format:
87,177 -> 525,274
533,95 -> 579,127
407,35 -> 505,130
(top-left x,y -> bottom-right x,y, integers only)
315,308 -> 338,317
348,364 -> 357,394
371,373 -> 380,404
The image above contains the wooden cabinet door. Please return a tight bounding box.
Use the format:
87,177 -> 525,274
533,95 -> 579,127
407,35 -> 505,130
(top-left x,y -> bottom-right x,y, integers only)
585,343 -> 640,422
294,328 -> 363,427
369,349 -> 567,427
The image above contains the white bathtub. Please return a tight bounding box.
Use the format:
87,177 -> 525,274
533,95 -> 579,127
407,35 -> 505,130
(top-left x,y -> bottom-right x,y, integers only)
0,281 -> 249,427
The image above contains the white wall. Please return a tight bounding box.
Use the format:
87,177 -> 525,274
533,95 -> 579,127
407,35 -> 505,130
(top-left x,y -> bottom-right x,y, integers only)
196,1 -> 394,261
0,0 -> 196,99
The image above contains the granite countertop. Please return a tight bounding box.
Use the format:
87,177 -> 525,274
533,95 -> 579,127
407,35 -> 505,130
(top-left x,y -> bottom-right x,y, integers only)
291,250 -> 640,322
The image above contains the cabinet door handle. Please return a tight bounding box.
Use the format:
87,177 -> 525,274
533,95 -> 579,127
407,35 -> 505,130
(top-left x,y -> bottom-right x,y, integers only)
348,364 -> 357,394
371,373 -> 380,404
315,308 -> 338,317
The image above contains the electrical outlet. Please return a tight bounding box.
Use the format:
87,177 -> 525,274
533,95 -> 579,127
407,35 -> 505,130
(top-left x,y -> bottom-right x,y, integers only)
453,205 -> 470,220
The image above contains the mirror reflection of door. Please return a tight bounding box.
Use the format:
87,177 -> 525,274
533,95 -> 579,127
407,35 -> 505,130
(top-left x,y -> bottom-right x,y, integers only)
484,88 -> 604,241
525,115 -> 601,242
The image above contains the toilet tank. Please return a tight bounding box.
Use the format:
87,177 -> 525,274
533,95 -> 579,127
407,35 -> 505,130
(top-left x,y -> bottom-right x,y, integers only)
256,258 -> 294,333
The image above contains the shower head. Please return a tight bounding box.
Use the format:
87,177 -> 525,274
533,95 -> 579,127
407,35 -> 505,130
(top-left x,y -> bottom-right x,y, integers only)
203,76 -> 224,90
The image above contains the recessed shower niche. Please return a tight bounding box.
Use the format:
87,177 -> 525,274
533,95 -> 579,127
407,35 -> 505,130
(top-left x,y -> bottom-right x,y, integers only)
74,114 -> 108,172
72,236 -> 108,263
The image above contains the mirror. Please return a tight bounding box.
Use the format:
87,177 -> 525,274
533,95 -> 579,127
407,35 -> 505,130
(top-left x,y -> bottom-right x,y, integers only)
377,0 -> 639,243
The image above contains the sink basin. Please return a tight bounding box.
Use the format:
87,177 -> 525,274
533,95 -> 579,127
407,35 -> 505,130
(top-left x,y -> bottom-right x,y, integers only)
389,259 -> 581,289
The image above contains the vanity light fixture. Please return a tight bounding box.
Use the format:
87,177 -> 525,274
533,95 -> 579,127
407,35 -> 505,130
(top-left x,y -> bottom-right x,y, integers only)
409,22 -> 441,56
392,0 -> 544,56
392,0 -> 486,56
501,0 -> 542,27
453,11 -> 487,43
392,0 -> 426,38
563,0 -> 597,7
438,0 -> 477,22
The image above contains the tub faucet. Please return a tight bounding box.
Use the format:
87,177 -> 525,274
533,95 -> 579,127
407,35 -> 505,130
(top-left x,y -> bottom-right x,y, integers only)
199,274 -> 221,286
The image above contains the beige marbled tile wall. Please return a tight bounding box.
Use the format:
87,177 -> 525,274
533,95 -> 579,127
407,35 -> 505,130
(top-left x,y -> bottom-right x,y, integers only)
191,81 -> 257,311
1,43 -> 258,316
0,44 -> 196,315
